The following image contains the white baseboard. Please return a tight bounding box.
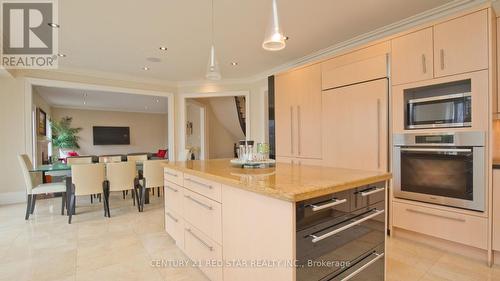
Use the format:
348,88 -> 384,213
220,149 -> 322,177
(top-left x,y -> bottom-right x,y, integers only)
0,191 -> 26,205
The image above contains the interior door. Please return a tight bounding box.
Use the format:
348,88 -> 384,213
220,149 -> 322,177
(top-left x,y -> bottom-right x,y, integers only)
322,79 -> 388,171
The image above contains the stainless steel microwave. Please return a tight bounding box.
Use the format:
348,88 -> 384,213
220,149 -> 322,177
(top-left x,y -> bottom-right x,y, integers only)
407,93 -> 471,129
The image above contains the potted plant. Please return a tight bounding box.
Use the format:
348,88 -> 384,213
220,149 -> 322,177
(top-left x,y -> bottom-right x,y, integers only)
50,116 -> 82,159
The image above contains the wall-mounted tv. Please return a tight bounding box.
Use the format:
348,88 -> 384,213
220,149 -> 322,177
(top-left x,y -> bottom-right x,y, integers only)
93,126 -> 130,145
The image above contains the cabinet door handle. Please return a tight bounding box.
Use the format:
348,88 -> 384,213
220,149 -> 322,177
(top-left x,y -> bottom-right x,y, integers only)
165,171 -> 178,177
297,105 -> 301,156
308,198 -> 347,212
185,177 -> 213,189
186,228 -> 214,251
376,98 -> 381,169
166,212 -> 179,222
185,195 -> 213,210
340,252 -> 385,281
309,209 -> 384,243
421,54 -> 427,74
406,208 -> 466,222
440,49 -> 445,70
165,185 -> 178,192
290,106 -> 294,155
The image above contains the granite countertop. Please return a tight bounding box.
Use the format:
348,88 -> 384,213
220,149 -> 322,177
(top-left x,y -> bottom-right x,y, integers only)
163,159 -> 392,202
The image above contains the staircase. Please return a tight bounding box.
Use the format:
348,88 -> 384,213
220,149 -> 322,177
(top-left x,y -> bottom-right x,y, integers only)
235,96 -> 246,136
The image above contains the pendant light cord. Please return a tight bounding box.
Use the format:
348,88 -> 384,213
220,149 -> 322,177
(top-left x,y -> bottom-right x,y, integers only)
211,0 -> 214,45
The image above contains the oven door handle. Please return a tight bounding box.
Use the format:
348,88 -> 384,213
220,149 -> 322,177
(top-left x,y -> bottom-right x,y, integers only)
308,198 -> 347,212
340,252 -> 385,281
309,209 -> 385,243
400,148 -> 472,153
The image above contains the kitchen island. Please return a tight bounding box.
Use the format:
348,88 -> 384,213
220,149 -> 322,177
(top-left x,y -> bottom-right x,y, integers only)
162,159 -> 391,281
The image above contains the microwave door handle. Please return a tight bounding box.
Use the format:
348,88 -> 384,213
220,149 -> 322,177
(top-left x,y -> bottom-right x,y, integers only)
400,148 -> 472,153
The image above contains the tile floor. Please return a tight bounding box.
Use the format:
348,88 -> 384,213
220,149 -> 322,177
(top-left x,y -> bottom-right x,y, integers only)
0,192 -> 499,281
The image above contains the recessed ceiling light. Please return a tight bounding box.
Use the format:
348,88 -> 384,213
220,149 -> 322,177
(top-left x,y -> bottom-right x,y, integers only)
159,46 -> 167,51
48,23 -> 60,28
83,101 -> 87,105
156,98 -> 160,103
145,106 -> 149,110
230,62 -> 238,66
284,36 -> 290,41
57,53 -> 66,57
142,66 -> 150,71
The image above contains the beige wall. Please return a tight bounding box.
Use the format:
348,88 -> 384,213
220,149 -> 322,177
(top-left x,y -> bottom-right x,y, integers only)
51,108 -> 168,156
0,76 -> 27,202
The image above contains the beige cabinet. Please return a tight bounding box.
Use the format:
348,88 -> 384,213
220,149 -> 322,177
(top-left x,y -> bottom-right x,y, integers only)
275,64 -> 322,159
434,10 -> 488,78
391,10 -> 489,85
322,79 -> 388,171
391,28 -> 434,85
494,170 -> 500,251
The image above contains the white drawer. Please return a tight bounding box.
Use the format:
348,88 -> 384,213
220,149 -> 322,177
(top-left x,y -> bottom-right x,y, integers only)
392,201 -> 487,249
164,167 -> 183,186
184,174 -> 222,203
165,208 -> 184,250
164,182 -> 183,214
184,223 -> 223,281
183,188 -> 222,244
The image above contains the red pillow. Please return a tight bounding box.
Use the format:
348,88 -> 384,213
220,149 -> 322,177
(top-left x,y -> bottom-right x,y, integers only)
68,151 -> 79,157
157,149 -> 167,158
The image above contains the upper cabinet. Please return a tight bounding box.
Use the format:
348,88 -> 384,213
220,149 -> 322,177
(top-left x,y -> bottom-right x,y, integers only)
434,10 -> 488,77
275,64 -> 322,159
391,28 -> 434,85
391,10 -> 489,85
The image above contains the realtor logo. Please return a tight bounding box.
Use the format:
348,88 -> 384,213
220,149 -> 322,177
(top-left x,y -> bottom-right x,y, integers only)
1,1 -> 58,68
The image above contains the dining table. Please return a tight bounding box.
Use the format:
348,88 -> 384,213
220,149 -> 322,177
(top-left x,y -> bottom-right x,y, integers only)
29,162 -> 151,215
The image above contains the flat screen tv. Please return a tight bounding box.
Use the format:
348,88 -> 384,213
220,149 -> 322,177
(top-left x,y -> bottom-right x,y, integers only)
93,126 -> 130,145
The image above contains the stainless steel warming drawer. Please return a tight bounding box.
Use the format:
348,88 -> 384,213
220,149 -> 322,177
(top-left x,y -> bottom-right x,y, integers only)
296,182 -> 386,281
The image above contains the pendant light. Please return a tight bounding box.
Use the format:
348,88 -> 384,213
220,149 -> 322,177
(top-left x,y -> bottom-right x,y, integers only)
206,0 -> 221,80
262,0 -> 286,51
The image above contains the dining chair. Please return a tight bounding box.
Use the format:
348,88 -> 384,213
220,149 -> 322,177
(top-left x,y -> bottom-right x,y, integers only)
68,163 -> 108,224
99,155 -> 122,163
68,156 -> 100,203
138,160 -> 167,211
127,154 -> 148,163
18,154 -> 66,220
106,162 -> 141,215
66,156 -> 93,165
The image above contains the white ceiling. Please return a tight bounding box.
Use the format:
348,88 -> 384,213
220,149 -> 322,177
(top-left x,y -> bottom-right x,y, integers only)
35,86 -> 169,113
57,0 -> 453,82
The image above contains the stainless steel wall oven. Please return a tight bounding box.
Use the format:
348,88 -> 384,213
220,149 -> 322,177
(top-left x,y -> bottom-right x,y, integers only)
393,132 -> 485,211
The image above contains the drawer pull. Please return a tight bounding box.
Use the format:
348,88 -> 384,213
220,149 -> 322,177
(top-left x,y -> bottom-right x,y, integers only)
309,198 -> 347,212
166,212 -> 179,223
185,195 -> 213,210
186,228 -> 214,251
165,185 -> 179,192
406,208 -> 466,222
165,171 -> 178,177
309,209 -> 384,243
360,187 -> 385,197
340,252 -> 385,281
185,178 -> 213,189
